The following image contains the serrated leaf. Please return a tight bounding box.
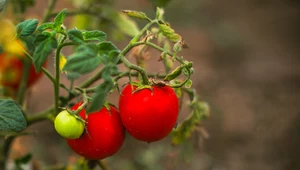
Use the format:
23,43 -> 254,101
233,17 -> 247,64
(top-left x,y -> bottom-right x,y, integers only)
122,10 -> 149,21
83,30 -> 106,42
159,24 -> 181,43
37,22 -> 54,31
63,44 -> 101,74
87,79 -> 114,113
67,29 -> 84,43
112,12 -> 140,37
172,99 -> 209,145
33,32 -> 57,72
16,19 -> 38,36
54,8 -> 66,29
0,99 -> 27,132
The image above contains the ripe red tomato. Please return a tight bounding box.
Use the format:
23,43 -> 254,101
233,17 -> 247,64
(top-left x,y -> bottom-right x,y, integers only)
0,52 -> 43,90
119,84 -> 179,142
66,103 -> 125,160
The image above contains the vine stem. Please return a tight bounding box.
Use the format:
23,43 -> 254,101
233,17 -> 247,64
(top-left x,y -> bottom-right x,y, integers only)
42,0 -> 57,23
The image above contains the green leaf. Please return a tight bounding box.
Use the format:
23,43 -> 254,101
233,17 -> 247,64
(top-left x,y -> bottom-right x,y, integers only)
122,10 -> 150,21
18,34 -> 37,55
67,29 -> 84,44
16,19 -> 38,36
98,41 -> 118,56
87,79 -> 114,113
164,66 -> 183,81
83,30 -> 107,42
63,44 -> 101,74
172,98 -> 209,145
33,32 -> 57,72
159,23 -> 181,43
37,22 -> 54,31
0,99 -> 27,132
112,12 -> 140,37
108,50 -> 120,64
185,80 -> 192,88
54,8 -> 67,29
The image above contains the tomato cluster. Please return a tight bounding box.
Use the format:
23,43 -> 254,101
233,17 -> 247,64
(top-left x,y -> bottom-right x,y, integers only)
54,84 -> 179,160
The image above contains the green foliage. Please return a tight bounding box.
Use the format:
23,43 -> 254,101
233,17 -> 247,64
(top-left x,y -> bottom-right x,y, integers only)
63,44 -> 100,75
98,41 -> 119,56
37,22 -> 54,31
172,94 -> 209,145
159,23 -> 181,43
54,8 -> 67,30
0,99 -> 27,132
82,30 -> 107,42
33,32 -> 57,72
112,12 -> 140,37
87,78 -> 114,113
122,10 -> 150,21
164,66 -> 183,81
67,29 -> 85,44
16,19 -> 38,36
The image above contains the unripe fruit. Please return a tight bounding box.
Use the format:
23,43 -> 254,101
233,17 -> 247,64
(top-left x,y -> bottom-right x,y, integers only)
54,110 -> 85,139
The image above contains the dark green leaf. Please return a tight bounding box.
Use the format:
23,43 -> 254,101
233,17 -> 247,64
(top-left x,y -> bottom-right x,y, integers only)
98,41 -> 118,55
54,8 -> 67,29
122,10 -> 149,21
37,22 -> 54,31
0,99 -> 27,132
33,32 -> 57,72
108,50 -> 120,64
16,19 -> 38,36
63,44 -> 101,74
83,30 -> 107,42
87,79 -> 114,113
18,34 -> 37,55
67,29 -> 84,44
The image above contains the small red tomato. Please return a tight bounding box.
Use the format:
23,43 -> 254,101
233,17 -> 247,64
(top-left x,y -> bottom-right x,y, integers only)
66,103 -> 125,160
119,84 -> 179,142
0,52 -> 44,90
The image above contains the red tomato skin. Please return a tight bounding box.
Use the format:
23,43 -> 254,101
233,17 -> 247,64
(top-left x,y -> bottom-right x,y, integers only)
119,85 -> 179,142
0,53 -> 43,89
66,103 -> 125,160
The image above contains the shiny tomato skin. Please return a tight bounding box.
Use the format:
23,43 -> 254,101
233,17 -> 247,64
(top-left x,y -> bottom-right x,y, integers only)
0,53 -> 43,89
119,85 -> 179,142
66,103 -> 125,160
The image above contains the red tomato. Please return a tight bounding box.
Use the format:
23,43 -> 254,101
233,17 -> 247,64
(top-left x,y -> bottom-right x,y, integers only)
66,103 -> 125,160
0,52 -> 43,90
119,84 -> 179,142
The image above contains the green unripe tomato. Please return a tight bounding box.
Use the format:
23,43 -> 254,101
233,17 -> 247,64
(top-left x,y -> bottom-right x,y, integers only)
54,110 -> 85,139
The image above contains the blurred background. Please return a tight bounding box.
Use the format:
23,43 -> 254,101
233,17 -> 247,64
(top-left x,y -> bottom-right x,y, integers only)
3,0 -> 300,169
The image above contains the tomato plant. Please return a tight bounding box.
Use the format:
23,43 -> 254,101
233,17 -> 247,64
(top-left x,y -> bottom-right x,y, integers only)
0,0 -> 210,169
67,102 -> 125,160
119,84 -> 178,142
